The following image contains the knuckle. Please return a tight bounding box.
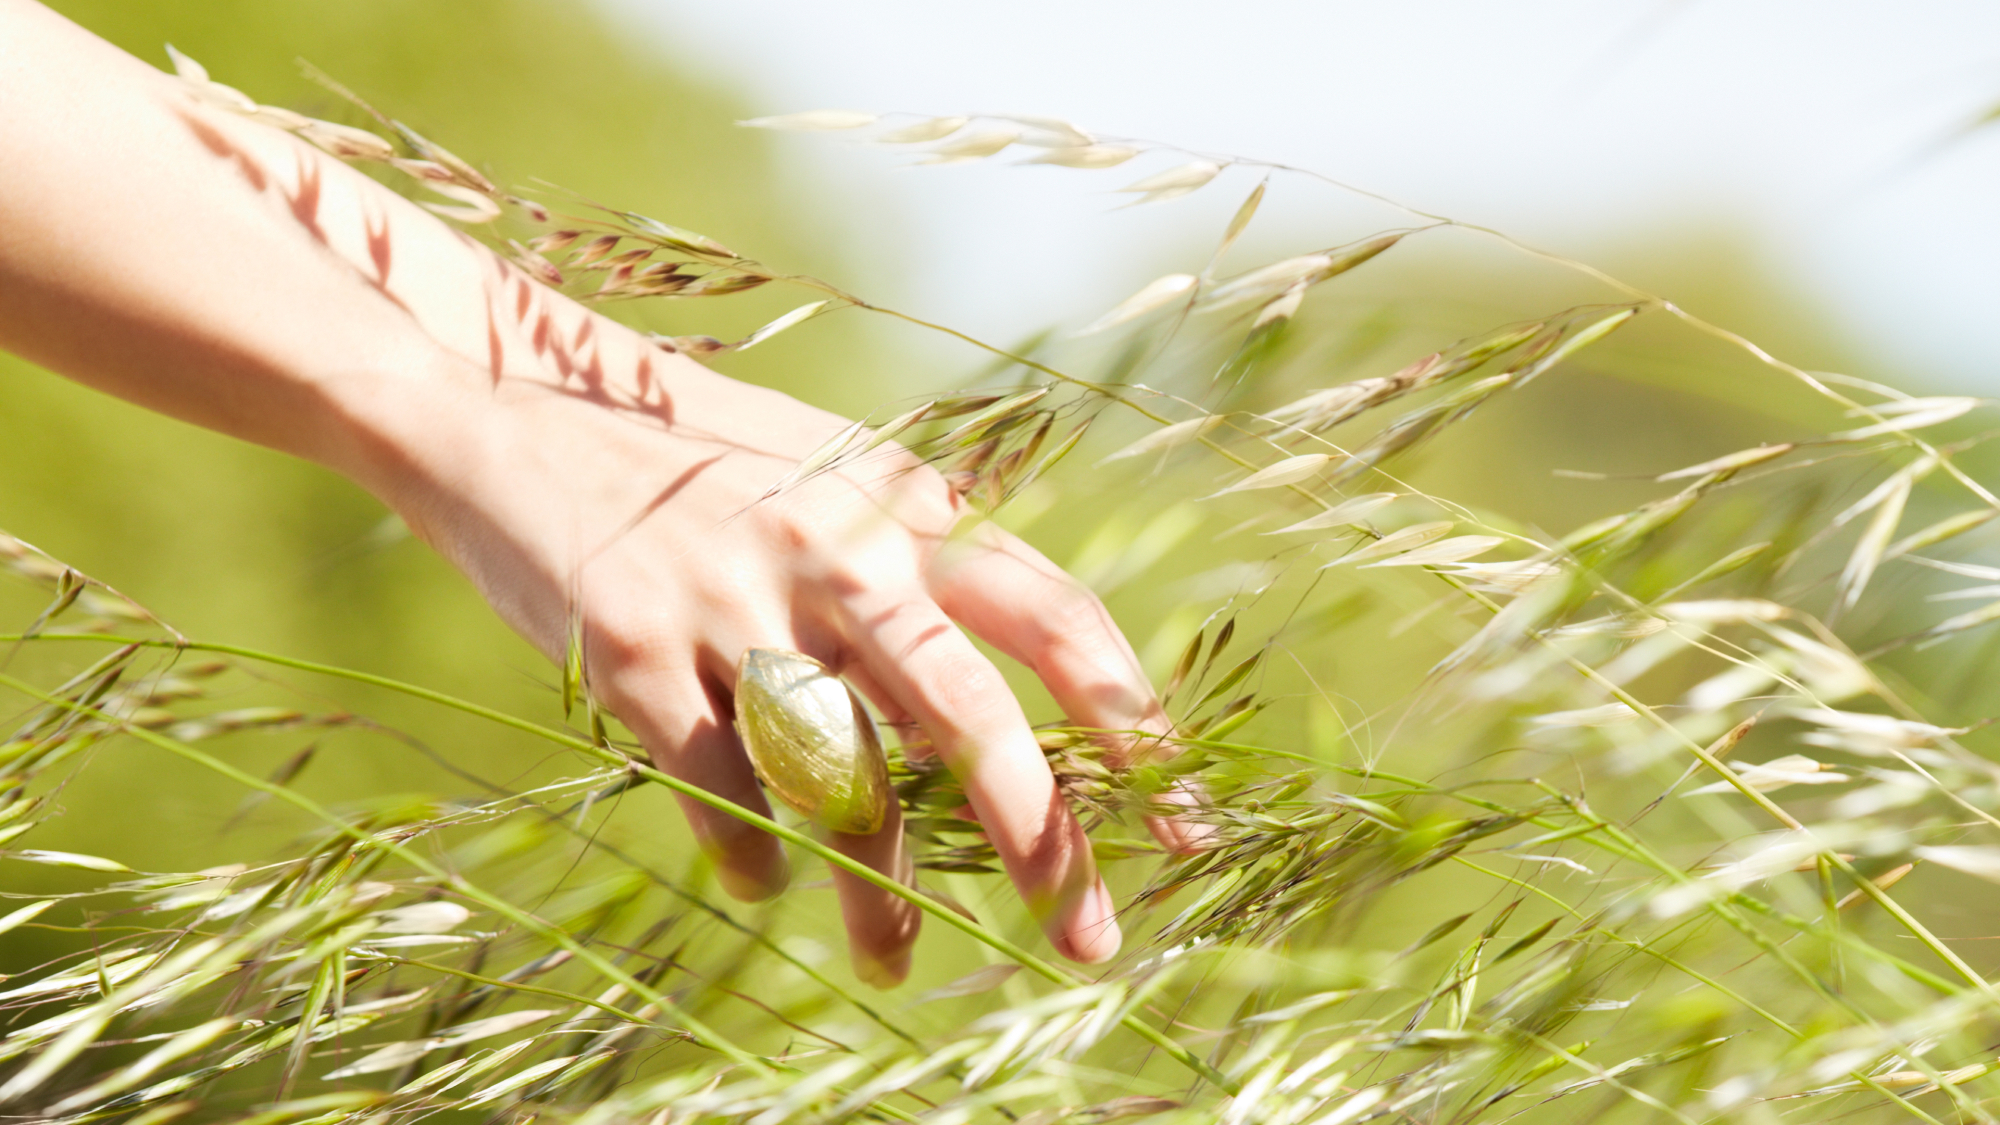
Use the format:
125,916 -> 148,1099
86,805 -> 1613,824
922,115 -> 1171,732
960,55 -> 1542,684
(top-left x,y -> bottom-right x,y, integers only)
750,504 -> 821,553
1032,587 -> 1120,658
918,646 -> 1013,730
586,615 -> 703,716
885,466 -> 965,526
590,614 -> 675,674
817,551 -> 883,594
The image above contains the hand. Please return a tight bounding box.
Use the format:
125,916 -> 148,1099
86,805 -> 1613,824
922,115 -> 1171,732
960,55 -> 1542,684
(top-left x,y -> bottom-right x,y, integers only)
0,0 -> 1194,985
364,289 -> 1192,982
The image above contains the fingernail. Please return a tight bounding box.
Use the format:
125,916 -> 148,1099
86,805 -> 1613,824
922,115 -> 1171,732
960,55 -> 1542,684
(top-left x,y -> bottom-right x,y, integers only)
854,945 -> 912,990
1053,879 -> 1121,964
1146,814 -> 1214,855
717,847 -> 790,903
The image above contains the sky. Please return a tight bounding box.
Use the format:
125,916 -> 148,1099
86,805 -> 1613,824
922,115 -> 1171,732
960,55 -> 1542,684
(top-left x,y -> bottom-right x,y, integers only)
599,0 -> 2000,390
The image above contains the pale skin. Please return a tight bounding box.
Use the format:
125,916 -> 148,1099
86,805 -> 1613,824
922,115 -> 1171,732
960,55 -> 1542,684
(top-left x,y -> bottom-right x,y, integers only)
0,1 -> 1196,984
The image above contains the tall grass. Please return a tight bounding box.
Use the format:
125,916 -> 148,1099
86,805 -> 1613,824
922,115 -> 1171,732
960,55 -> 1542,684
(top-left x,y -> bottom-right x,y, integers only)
4,55 -> 2000,1125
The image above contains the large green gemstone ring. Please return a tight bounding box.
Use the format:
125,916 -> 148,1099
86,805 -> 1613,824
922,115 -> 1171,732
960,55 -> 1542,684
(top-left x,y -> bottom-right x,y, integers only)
734,648 -> 892,835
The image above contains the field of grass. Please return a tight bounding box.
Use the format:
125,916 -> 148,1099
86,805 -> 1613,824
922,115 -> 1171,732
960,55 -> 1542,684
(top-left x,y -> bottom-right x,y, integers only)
8,7 -> 2000,1123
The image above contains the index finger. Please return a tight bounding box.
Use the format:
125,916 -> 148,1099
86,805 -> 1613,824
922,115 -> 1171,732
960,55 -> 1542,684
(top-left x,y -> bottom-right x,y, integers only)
840,591 -> 1120,964
929,524 -> 1209,853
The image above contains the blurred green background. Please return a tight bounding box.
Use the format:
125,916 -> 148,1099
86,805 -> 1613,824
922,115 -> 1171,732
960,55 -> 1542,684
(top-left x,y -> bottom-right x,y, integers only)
8,0 -> 2000,1046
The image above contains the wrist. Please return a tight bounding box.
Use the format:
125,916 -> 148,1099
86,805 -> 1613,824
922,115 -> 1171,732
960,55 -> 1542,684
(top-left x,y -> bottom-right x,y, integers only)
313,343 -> 502,523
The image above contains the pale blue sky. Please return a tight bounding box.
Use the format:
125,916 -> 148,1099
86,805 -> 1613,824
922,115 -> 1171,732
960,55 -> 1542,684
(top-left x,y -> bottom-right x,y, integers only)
602,1 -> 2000,389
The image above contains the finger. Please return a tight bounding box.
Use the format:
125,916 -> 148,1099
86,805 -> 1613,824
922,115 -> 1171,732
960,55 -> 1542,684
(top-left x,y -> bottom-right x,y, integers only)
826,799 -> 922,988
843,593 -> 1119,963
1137,781 -> 1210,853
932,526 -> 1211,853
841,662 -> 929,760
604,663 -> 790,903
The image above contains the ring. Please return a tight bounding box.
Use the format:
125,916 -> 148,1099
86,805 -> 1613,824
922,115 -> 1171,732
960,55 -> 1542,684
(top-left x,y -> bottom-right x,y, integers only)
734,648 -> 892,834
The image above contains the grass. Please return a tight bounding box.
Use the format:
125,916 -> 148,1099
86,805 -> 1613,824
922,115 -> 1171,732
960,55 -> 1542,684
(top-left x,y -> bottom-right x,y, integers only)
4,59 -> 2000,1125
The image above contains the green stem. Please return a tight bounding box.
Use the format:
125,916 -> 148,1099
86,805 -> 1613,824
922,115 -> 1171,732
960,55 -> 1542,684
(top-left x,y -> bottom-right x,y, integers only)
0,667 -> 769,1074
1511,1027 -> 1699,1125
1176,735 -> 1968,999
4,678 -> 928,1125
904,274 -> 1995,1007
1453,857 -> 1797,1036
371,956 -> 655,1027
0,634 -> 1239,1096
1552,644 -> 1996,1000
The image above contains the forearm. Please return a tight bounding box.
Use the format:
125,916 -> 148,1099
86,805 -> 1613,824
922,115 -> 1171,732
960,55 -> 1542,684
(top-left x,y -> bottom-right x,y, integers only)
0,0 -> 840,641
0,1 -> 658,496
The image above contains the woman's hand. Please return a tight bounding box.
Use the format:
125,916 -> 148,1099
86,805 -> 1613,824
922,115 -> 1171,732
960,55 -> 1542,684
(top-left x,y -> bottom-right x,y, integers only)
366,295 -> 1188,982
0,0 -> 1194,984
